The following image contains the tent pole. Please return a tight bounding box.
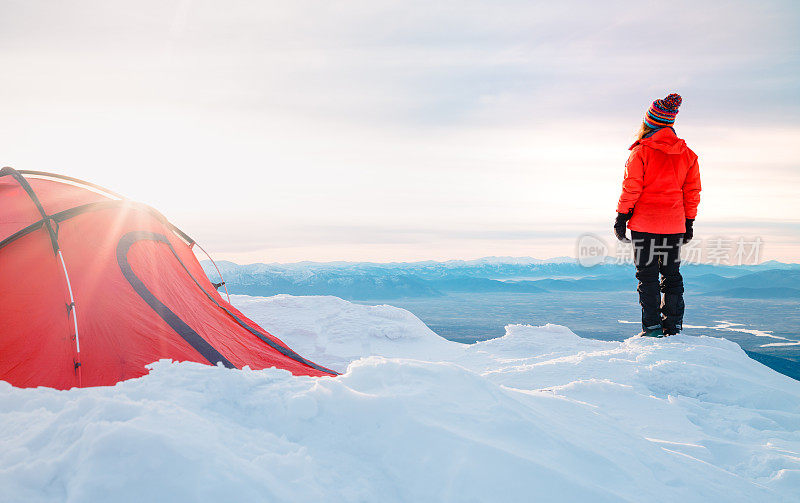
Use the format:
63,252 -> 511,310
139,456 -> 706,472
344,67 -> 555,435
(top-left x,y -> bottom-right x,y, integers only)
58,250 -> 82,387
193,242 -> 231,303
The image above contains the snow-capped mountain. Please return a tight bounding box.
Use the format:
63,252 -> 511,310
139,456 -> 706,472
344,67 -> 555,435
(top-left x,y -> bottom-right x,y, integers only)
2,294 -> 799,502
203,258 -> 800,299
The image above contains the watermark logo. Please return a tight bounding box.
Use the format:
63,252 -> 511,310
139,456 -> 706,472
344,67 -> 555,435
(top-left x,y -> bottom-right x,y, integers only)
575,233 -> 764,266
576,233 -> 608,267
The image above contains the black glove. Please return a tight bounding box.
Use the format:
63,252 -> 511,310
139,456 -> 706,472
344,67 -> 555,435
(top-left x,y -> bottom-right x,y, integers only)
614,212 -> 632,243
683,218 -> 694,244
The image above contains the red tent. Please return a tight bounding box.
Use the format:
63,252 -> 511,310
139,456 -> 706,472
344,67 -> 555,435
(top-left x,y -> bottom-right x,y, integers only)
0,168 -> 336,389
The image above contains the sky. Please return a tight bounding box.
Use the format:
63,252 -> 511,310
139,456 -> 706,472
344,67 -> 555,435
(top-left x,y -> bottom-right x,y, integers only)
1,0 -> 798,263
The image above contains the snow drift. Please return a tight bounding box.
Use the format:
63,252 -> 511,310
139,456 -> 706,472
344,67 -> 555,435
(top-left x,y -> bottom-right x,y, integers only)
2,294 -> 799,502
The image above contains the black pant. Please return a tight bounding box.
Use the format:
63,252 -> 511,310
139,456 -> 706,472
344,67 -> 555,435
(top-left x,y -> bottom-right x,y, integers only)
631,231 -> 684,333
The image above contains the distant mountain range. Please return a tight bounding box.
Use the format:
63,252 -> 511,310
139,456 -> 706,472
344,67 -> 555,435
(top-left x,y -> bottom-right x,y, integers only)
704,287 -> 800,299
201,257 -> 800,300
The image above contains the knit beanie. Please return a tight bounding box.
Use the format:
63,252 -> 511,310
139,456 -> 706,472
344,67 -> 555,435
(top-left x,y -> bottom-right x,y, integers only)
644,93 -> 682,129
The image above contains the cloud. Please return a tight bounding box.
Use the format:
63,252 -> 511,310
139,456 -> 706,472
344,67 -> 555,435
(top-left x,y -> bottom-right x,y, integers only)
0,0 -> 798,261
2,0 -> 797,126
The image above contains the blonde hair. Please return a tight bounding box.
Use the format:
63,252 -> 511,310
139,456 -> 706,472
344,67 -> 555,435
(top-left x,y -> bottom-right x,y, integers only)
635,122 -> 655,141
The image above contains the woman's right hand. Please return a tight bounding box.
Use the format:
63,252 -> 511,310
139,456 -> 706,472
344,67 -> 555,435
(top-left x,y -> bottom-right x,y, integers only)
683,218 -> 695,244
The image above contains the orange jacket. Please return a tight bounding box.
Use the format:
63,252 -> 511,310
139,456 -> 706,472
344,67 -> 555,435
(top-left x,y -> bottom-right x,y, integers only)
616,128 -> 701,234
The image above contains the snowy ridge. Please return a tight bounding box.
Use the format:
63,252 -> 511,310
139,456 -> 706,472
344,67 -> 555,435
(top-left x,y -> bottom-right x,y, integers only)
2,295 -> 799,502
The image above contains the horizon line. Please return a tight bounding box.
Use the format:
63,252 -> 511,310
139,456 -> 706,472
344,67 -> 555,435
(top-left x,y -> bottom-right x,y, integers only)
200,255 -> 798,267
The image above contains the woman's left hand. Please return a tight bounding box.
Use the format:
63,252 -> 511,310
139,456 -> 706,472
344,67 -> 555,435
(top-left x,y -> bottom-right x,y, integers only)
614,212 -> 632,243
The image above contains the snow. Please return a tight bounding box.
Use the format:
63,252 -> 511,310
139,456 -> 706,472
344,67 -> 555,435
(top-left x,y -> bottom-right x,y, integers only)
230,294 -> 459,372
2,294 -> 800,502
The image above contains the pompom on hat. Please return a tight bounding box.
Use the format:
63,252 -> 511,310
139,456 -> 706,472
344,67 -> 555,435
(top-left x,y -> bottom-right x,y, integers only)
644,93 -> 682,128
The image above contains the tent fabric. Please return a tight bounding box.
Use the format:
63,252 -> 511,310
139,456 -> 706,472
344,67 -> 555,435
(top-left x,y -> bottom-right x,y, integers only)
0,168 -> 336,390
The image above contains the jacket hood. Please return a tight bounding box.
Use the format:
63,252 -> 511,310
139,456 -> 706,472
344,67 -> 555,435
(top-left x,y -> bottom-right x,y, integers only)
630,127 -> 687,154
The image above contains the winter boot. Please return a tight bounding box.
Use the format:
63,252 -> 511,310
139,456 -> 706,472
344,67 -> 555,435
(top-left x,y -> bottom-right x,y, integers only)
638,324 -> 665,338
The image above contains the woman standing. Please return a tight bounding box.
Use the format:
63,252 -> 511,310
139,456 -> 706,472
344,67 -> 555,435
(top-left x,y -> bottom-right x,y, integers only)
614,94 -> 702,337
